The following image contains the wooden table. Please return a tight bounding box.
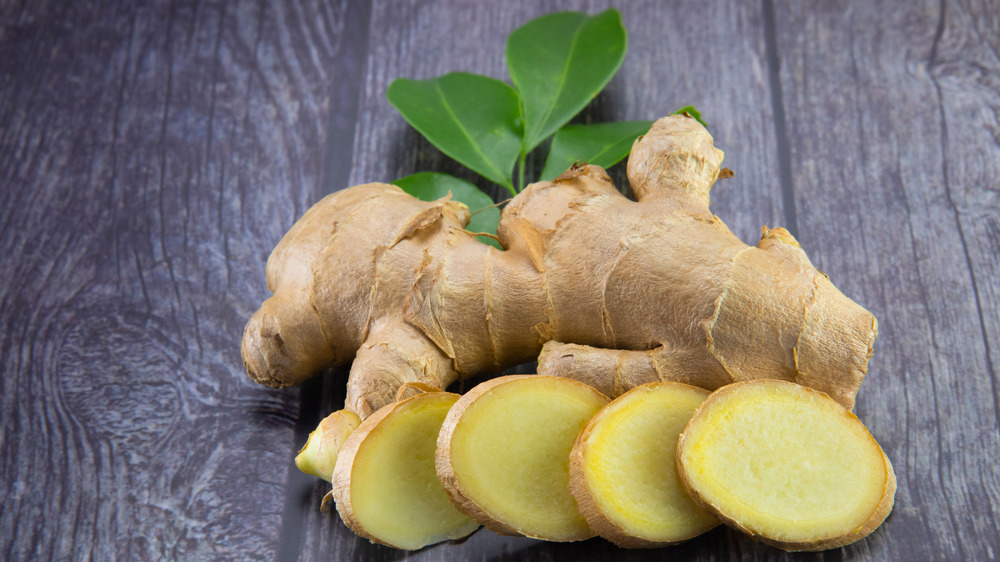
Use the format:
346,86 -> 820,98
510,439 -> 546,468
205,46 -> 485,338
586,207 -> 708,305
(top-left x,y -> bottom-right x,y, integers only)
3,1 -> 997,560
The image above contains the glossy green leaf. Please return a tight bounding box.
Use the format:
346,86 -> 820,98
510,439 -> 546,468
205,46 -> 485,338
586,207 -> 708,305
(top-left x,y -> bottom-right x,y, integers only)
673,105 -> 708,130
387,73 -> 522,194
506,10 -> 627,152
540,120 -> 653,181
391,172 -> 502,249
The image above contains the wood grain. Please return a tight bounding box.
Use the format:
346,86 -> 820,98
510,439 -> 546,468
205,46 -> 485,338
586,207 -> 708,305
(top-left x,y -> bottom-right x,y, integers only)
772,1 -> 1000,559
1,0 -> 353,558
1,0 -> 998,560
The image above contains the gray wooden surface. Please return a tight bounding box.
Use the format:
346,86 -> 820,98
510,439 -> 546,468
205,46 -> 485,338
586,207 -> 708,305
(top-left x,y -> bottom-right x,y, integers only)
1,0 -> 997,560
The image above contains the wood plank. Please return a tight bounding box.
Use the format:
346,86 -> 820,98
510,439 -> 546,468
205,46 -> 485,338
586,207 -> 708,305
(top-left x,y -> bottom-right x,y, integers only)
772,0 -> 1000,558
0,0 -> 355,558
3,0 -> 994,559
296,1 -> 790,560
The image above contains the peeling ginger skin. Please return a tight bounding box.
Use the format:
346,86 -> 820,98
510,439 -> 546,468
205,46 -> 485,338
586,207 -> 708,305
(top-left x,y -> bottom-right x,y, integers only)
241,114 -> 877,421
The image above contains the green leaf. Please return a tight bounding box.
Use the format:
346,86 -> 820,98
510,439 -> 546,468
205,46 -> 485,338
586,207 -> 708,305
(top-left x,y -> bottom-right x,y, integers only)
391,172 -> 503,249
506,9 -> 627,153
387,73 -> 522,194
540,120 -> 653,181
672,105 -> 708,130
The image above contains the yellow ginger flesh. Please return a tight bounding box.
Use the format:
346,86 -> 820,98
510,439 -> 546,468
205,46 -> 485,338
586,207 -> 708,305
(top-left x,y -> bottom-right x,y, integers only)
677,380 -> 895,551
331,392 -> 479,550
436,375 -> 609,541
570,382 -> 718,547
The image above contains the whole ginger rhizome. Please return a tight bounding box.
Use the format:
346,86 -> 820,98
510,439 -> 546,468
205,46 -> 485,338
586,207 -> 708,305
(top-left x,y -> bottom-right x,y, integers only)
242,115 -> 892,551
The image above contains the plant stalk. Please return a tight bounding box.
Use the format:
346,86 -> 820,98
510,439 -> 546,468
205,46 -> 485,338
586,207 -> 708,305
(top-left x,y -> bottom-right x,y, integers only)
517,152 -> 527,193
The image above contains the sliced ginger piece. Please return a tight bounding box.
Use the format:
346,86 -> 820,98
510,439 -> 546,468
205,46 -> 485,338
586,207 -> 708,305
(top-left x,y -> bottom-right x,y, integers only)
295,409 -> 361,482
677,380 -> 895,551
569,382 -> 719,547
436,375 -> 609,541
331,392 -> 479,550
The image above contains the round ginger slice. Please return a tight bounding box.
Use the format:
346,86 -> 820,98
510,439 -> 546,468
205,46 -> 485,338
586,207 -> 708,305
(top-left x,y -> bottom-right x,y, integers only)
676,380 -> 896,551
569,382 -> 719,547
436,375 -> 610,541
331,392 -> 480,550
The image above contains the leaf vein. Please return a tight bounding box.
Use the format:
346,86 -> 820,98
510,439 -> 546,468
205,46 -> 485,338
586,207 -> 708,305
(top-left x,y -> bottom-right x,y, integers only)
435,81 -> 510,187
528,19 -> 588,148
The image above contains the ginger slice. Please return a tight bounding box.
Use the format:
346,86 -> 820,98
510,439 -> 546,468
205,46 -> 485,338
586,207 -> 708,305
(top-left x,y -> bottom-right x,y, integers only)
676,380 -> 895,551
436,375 -> 610,541
331,392 -> 479,550
295,409 -> 361,482
569,382 -> 719,547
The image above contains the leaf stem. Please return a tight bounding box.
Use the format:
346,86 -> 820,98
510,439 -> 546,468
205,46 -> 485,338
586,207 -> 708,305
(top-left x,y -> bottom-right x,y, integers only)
517,152 -> 527,193
503,178 -> 517,198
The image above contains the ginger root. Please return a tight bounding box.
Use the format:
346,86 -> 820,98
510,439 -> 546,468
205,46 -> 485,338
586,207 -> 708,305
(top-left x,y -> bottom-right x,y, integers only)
569,382 -> 719,547
676,380 -> 896,551
295,410 -> 360,482
435,375 -> 609,541
330,390 -> 479,549
242,114 -> 877,458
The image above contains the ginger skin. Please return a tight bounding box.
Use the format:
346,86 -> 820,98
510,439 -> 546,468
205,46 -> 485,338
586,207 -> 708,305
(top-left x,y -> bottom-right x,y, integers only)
242,115 -> 877,431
